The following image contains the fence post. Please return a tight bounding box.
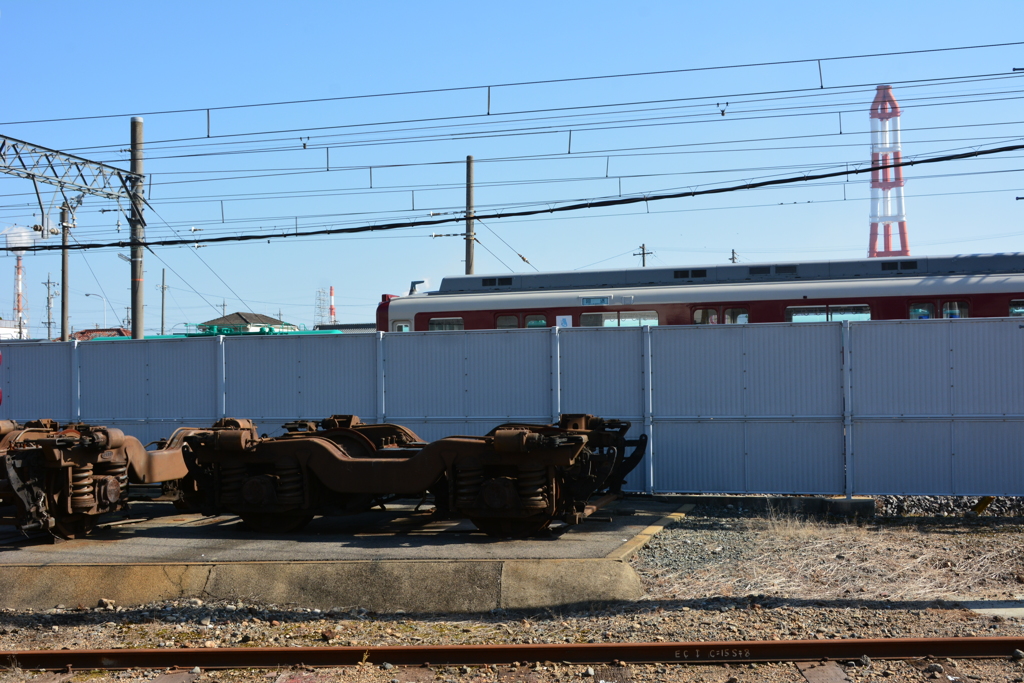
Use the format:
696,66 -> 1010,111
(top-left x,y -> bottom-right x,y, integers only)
550,326 -> 561,423
642,325 -> 654,494
70,339 -> 80,423
216,336 -> 226,419
842,321 -> 854,498
376,331 -> 386,424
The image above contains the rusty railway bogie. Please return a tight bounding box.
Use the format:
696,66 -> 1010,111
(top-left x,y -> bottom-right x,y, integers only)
183,413 -> 647,537
0,420 -> 197,539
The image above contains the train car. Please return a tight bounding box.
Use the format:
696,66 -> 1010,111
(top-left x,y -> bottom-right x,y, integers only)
377,253 -> 1024,332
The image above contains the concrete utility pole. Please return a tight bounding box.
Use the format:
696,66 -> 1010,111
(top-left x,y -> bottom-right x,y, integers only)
465,155 -> 475,275
633,243 -> 653,267
60,205 -> 70,341
730,249 -> 738,263
42,273 -> 57,340
129,117 -> 145,339
158,268 -> 168,335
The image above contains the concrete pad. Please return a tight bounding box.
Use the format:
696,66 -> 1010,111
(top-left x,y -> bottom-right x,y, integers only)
0,498 -> 688,612
958,599 -> 1024,618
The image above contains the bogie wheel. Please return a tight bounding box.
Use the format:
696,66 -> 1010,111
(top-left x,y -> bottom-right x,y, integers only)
470,515 -> 552,538
239,512 -> 314,533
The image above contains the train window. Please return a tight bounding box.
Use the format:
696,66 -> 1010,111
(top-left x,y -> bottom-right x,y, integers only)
674,270 -> 689,278
581,312 -> 618,327
691,269 -> 707,278
482,278 -> 496,286
775,265 -> 797,274
830,305 -> 871,322
498,277 -> 513,286
909,303 -> 935,319
693,308 -> 718,324
749,266 -> 770,275
392,320 -> 411,332
724,308 -> 749,324
900,261 -> 918,270
525,315 -> 547,328
942,301 -> 969,319
1011,301 -> 1024,317
428,317 -> 464,331
619,311 -> 659,327
496,315 -> 519,329
881,262 -> 899,271
581,297 -> 610,306
785,306 -> 828,323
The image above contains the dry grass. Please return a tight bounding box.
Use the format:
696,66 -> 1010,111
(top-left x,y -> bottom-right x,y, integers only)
642,513 -> 1024,602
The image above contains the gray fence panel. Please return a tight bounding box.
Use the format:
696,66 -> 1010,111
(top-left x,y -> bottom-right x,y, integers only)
559,327 -> 643,419
224,335 -> 300,419
852,321 -> 952,416
951,319 -> 1024,415
649,421 -> 746,492
744,324 -> 842,417
384,332 -> 467,419
0,342 -> 75,423
953,421 -> 1024,495
744,421 -> 844,493
464,329 -> 551,420
79,341 -> 149,422
143,338 -> 220,420
852,421 -> 953,494
650,326 -> 745,417
292,335 -> 377,419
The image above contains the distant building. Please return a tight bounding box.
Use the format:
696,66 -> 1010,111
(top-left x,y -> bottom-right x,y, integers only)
312,322 -> 376,334
73,327 -> 130,341
198,312 -> 299,334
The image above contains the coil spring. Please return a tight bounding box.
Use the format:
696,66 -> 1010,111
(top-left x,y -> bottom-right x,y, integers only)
454,467 -> 484,507
275,462 -> 303,505
219,463 -> 246,505
95,462 -> 129,495
70,464 -> 95,509
516,465 -> 548,505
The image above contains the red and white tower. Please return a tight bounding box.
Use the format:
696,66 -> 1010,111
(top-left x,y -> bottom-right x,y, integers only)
867,85 -> 910,257
329,286 -> 337,324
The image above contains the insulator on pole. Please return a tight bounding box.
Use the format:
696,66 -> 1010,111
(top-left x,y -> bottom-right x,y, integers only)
867,85 -> 910,258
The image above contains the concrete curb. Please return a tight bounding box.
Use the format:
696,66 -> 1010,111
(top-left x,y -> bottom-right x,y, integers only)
0,557 -> 644,613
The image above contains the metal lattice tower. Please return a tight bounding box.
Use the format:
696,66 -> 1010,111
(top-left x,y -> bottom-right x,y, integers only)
867,85 -> 910,257
314,288 -> 329,326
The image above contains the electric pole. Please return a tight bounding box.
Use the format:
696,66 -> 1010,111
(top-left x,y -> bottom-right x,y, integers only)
60,205 -> 70,341
465,155 -> 475,275
42,273 -> 58,340
129,117 -> 145,339
730,249 -> 738,263
633,243 -> 653,267
157,268 -> 168,335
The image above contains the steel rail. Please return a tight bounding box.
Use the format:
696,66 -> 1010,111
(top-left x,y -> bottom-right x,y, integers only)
3,637 -> 1023,671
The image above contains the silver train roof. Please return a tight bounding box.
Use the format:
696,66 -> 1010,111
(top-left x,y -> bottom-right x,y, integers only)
433,253 -> 1024,295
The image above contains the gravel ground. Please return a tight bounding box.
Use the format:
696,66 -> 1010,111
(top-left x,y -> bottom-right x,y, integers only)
3,496 -> 1024,683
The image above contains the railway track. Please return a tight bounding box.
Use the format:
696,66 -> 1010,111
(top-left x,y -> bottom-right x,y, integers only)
3,637 -> 1023,671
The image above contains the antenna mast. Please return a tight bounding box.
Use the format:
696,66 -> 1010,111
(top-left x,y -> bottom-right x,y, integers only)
867,85 -> 910,257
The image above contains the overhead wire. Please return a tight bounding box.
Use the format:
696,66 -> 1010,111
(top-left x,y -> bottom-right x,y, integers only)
5,40 -> 1021,127
6,143 -> 1019,254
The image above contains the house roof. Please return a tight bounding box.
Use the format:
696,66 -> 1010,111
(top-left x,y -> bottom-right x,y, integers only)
199,312 -> 291,327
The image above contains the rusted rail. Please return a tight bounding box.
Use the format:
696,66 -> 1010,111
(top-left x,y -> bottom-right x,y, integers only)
3,637 -> 1023,671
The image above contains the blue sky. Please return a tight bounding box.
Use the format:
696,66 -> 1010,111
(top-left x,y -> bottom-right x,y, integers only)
1,1 -> 1022,335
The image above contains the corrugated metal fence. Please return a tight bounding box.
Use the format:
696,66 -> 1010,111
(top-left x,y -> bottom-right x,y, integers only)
2,319 -> 1021,496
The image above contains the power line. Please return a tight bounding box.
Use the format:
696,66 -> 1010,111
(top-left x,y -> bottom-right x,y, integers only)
5,143 -> 1020,254
4,40 -> 1021,127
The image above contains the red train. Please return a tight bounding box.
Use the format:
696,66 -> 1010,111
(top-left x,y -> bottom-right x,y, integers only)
377,253 -> 1024,332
